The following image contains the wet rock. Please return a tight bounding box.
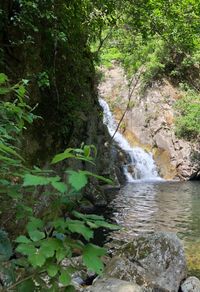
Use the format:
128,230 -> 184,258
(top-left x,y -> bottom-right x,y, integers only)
85,183 -> 108,207
86,277 -> 146,292
98,64 -> 199,180
189,169 -> 200,181
104,232 -> 187,292
181,276 -> 200,292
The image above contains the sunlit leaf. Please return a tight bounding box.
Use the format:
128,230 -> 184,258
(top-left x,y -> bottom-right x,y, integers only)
72,211 -> 104,221
27,217 -> 44,232
83,171 -> 113,184
23,174 -> 49,186
83,244 -> 106,274
67,170 -> 87,191
66,220 -> 93,241
51,152 -> 74,164
51,181 -> 67,193
56,247 -> 69,262
16,244 -> 36,256
0,73 -> 8,84
59,270 -> 71,286
15,236 -> 31,244
28,230 -> 45,242
28,252 -> 46,267
47,264 -> 59,277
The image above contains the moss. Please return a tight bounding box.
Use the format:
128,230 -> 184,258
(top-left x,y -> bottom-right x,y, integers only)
185,242 -> 200,278
122,238 -> 152,260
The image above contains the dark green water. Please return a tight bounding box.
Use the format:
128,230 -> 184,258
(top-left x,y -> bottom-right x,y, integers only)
108,181 -> 200,274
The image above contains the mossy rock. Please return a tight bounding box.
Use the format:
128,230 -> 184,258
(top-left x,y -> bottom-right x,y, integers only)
105,232 -> 187,291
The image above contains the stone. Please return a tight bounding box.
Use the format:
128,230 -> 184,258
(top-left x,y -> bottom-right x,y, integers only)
181,276 -> 200,292
104,232 -> 187,292
189,169 -> 200,181
86,277 -> 146,292
98,64 -> 199,180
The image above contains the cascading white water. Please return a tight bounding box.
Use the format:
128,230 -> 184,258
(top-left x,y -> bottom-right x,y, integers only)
99,98 -> 162,182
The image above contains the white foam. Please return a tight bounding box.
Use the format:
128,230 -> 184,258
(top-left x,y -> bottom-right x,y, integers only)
99,98 -> 162,182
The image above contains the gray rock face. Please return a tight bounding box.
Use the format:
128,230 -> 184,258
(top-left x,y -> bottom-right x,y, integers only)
105,232 -> 187,292
98,65 -> 200,180
181,277 -> 200,292
86,277 -> 146,292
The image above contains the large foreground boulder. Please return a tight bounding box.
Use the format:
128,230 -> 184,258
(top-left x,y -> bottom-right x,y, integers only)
104,232 -> 187,291
86,277 -> 146,292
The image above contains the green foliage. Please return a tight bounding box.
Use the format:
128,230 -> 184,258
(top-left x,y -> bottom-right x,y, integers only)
0,73 -> 118,290
175,87 -> 200,139
83,244 -> 106,274
97,0 -> 200,88
37,72 -> 50,89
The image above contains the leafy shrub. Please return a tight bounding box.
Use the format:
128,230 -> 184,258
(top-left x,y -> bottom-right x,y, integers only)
0,74 -> 119,291
175,87 -> 200,139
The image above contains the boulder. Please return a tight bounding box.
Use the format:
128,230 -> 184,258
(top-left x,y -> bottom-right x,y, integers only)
104,232 -> 187,292
181,277 -> 200,292
86,277 -> 146,292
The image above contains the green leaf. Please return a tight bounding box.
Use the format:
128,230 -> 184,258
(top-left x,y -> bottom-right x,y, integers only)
83,244 -> 106,274
0,73 -> 8,84
53,218 -> 66,231
86,221 -> 98,229
83,171 -> 113,185
93,221 -> 119,230
59,270 -> 71,286
47,264 -> 59,277
40,238 -> 61,252
22,79 -> 29,85
0,154 -> 19,164
67,170 -> 87,191
66,220 -> 93,241
16,279 -> 35,292
15,236 -> 31,244
16,244 -> 36,256
27,217 -> 44,232
16,85 -> 26,98
40,245 -> 55,259
51,181 -> 67,193
56,248 -> 67,262
28,230 -> 45,242
14,257 -> 29,268
40,238 -> 65,261
0,87 -> 10,95
72,211 -> 104,221
28,252 -> 46,267
51,152 -> 74,164
0,142 -> 24,161
64,285 -> 75,292
83,145 -> 90,157
23,174 -> 49,186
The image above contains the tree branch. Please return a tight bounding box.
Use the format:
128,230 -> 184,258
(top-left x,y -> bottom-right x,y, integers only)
111,70 -> 142,141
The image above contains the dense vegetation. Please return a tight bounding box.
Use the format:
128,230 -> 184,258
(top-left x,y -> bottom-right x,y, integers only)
0,0 -> 199,290
0,1 -> 118,290
97,0 -> 200,139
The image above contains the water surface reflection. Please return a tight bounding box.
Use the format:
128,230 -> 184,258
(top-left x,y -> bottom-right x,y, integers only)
109,182 -> 200,258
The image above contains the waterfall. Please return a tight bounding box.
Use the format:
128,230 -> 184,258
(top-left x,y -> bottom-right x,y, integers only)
99,98 -> 162,182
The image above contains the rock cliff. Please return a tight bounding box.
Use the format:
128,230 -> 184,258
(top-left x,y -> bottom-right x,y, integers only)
98,64 -> 200,180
